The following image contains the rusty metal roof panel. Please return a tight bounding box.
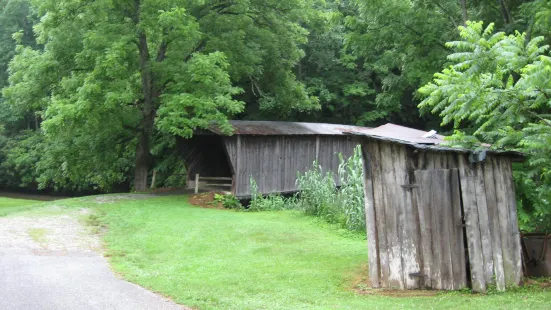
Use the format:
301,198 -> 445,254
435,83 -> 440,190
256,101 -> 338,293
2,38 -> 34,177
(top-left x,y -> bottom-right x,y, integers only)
363,123 -> 446,144
344,131 -> 524,158
207,121 -> 446,142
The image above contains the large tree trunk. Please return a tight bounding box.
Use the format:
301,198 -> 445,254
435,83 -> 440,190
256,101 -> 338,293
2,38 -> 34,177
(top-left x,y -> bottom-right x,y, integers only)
134,25 -> 156,191
132,0 -> 168,191
134,126 -> 151,191
134,108 -> 155,191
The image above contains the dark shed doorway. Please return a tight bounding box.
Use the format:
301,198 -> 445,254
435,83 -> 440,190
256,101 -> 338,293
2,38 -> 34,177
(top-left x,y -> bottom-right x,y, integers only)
177,135 -> 233,183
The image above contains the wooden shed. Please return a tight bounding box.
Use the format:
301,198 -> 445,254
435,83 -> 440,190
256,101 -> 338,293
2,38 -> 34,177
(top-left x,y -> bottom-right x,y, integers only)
180,121 -> 368,197
348,131 -> 524,293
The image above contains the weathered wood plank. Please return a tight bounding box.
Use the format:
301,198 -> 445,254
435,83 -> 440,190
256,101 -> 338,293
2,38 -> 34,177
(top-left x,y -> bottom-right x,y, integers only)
315,136 -> 320,162
459,160 -> 487,293
361,144 -> 380,288
473,163 -> 495,284
392,144 -> 407,289
223,137 -> 238,171
492,158 -> 515,286
199,177 -> 233,181
501,157 -> 522,286
483,158 -> 506,291
394,145 -> 419,289
404,151 -> 422,289
370,141 -> 390,287
273,137 -> 280,193
381,142 -> 404,289
430,170 -> 444,289
282,137 -> 291,192
204,183 -> 232,187
236,135 -> 243,196
414,170 -> 434,289
450,168 -> 467,289
439,169 -> 454,290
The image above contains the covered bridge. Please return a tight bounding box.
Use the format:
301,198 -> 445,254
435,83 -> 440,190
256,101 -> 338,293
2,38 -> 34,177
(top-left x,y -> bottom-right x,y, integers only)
180,120 -> 372,197
347,130 -> 524,293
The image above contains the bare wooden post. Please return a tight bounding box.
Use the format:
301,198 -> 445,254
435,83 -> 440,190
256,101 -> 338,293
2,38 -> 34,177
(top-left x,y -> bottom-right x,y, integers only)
195,173 -> 200,194
150,170 -> 157,189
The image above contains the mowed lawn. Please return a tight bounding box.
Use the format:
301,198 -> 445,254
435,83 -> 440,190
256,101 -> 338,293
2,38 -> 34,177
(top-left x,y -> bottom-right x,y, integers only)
94,196 -> 550,310
0,197 -> 41,216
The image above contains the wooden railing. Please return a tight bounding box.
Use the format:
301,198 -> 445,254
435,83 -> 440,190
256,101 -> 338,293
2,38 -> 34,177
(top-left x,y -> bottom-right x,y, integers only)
192,174 -> 233,194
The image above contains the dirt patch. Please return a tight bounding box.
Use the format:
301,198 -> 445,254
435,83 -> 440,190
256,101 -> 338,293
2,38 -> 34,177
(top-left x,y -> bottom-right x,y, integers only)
92,194 -> 154,204
525,277 -> 551,289
351,264 -> 439,297
0,207 -> 102,256
350,263 -> 372,290
188,191 -> 225,209
368,289 -> 440,297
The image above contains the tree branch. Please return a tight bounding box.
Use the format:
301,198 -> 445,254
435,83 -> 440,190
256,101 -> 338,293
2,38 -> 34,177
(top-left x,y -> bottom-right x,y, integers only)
183,40 -> 207,62
433,1 -> 459,28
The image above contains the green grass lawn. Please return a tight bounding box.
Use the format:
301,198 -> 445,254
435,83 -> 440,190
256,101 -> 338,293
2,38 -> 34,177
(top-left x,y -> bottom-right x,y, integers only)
0,197 -> 41,216
93,196 -> 550,310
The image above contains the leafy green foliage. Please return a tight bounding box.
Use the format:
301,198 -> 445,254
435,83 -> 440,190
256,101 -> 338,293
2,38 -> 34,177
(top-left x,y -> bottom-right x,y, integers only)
2,0 -> 551,213
0,0 -> 36,91
248,177 -> 288,211
214,193 -> 243,210
338,146 -> 365,231
1,0 -> 318,191
419,21 -> 551,231
0,130 -> 44,189
295,163 -> 339,218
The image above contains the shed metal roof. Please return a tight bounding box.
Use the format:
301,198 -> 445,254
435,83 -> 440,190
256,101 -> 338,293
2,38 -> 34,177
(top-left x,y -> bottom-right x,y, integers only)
344,131 -> 524,158
206,120 -> 522,158
208,120 -> 374,136
359,123 -> 446,145
210,121 -> 447,144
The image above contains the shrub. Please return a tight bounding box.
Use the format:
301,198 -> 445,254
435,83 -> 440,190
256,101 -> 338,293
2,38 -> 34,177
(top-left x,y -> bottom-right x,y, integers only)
248,177 -> 286,211
215,193 -> 243,210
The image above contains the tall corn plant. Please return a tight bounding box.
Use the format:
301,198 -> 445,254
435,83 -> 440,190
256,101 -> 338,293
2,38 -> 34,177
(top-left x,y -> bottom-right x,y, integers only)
296,162 -> 338,219
337,145 -> 365,231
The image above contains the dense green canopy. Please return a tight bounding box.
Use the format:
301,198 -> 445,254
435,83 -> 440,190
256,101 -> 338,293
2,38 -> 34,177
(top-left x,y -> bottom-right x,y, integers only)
0,0 -> 550,229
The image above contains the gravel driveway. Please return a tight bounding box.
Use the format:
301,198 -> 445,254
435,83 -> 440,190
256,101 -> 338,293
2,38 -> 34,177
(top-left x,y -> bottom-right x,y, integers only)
0,206 -> 184,310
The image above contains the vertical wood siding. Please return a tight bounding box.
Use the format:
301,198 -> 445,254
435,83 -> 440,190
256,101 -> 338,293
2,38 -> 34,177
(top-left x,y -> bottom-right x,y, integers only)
224,135 -> 358,197
362,138 -> 522,292
415,169 -> 466,290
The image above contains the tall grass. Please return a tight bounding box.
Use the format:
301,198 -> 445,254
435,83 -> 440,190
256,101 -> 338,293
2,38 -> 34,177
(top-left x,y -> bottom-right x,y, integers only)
249,146 -> 366,232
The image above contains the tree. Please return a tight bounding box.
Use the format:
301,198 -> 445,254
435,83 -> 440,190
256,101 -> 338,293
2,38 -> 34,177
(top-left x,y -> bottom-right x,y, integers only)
4,0 -> 318,191
339,0 -> 537,129
0,0 -> 38,130
0,0 -> 35,91
419,21 -> 551,231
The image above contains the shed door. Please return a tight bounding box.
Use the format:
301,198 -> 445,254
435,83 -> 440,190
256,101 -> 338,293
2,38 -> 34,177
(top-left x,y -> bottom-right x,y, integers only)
414,169 -> 467,290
